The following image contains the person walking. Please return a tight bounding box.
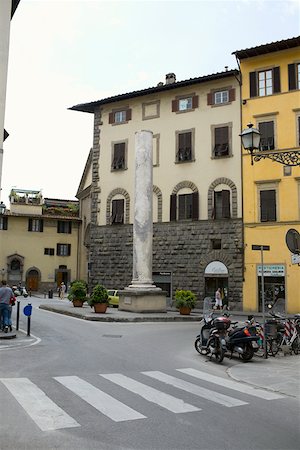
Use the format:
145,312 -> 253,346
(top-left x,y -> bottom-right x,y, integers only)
0,280 -> 14,333
215,287 -> 222,310
60,282 -> 66,299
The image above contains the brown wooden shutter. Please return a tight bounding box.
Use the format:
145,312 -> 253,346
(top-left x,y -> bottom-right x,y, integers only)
178,195 -> 185,220
260,190 -> 276,222
222,190 -> 230,218
170,194 -> 176,221
126,109 -> 132,121
288,63 -> 296,90
192,95 -> 199,109
56,244 -> 60,255
40,219 -> 44,232
229,88 -> 235,102
249,72 -> 257,97
273,67 -> 281,93
207,92 -> 214,105
109,112 -> 114,124
172,99 -> 179,112
68,222 -> 72,234
192,192 -> 199,220
67,244 -> 71,256
28,218 -> 33,231
1,217 -> 8,230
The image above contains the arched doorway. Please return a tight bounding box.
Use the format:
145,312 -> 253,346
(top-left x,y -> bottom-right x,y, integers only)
204,261 -> 228,302
26,269 -> 40,291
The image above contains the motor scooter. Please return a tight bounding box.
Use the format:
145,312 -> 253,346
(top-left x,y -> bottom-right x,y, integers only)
223,319 -> 260,361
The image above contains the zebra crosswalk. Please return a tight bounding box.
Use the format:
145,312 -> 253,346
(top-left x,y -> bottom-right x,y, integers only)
0,368 -> 284,432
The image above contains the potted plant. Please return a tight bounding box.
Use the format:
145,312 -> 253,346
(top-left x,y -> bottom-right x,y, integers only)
67,280 -> 87,307
88,284 -> 109,313
174,289 -> 197,315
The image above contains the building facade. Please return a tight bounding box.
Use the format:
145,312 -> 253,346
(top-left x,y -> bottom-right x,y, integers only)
234,36 -> 300,314
0,189 -> 80,292
73,70 -> 244,307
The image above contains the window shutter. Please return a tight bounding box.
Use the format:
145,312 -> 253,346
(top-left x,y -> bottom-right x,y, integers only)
1,217 -> 8,230
28,218 -> 32,231
170,194 -> 176,221
273,67 -> 281,93
67,244 -> 71,256
40,220 -> 44,232
109,112 -> 114,124
56,244 -> 60,255
298,117 -> 300,146
192,192 -> 199,220
178,195 -> 185,220
288,63 -> 296,90
260,190 -> 276,222
222,190 -> 230,218
207,93 -> 214,105
259,121 -> 274,150
68,222 -> 72,234
192,95 -> 199,109
229,88 -> 235,102
172,99 -> 179,112
126,109 -> 132,121
249,72 -> 257,97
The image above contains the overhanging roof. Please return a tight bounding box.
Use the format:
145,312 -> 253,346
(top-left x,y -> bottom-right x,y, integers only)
233,36 -> 300,60
11,0 -> 21,19
69,69 -> 239,114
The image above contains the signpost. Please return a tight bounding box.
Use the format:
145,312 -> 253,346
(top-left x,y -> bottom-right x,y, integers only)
252,244 -> 270,359
23,303 -> 32,336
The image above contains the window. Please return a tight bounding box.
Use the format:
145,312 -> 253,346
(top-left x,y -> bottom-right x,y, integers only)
170,192 -> 199,221
213,190 -> 230,219
260,190 -> 276,222
28,218 -> 43,232
214,126 -> 229,157
0,217 -> 8,230
112,142 -> 126,170
44,248 -> 55,255
207,88 -> 235,106
214,90 -> 229,104
211,239 -> 222,250
109,108 -> 132,125
111,199 -> 124,224
249,67 -> 280,97
57,244 -> 71,256
57,221 -> 72,234
176,130 -> 194,162
288,62 -> 300,90
283,166 -> 292,176
297,115 -> 300,146
172,95 -> 198,113
258,121 -> 275,151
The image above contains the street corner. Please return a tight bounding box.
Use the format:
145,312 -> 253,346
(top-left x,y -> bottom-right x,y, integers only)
227,355 -> 300,398
0,329 -> 40,350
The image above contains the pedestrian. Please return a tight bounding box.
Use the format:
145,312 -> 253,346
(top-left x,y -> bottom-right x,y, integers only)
60,282 -> 66,299
214,287 -> 222,310
0,280 -> 14,333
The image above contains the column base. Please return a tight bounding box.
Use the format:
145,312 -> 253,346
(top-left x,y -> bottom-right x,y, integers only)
118,288 -> 167,313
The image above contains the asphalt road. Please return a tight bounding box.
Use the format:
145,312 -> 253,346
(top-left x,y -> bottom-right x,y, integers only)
0,298 -> 299,450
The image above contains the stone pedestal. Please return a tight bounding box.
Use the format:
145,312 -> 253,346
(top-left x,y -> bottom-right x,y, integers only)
118,289 -> 167,313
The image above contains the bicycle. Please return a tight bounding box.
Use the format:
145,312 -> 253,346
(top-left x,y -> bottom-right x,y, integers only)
270,315 -> 300,356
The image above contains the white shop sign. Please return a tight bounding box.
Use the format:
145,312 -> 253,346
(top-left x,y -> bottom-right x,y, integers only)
257,265 -> 285,277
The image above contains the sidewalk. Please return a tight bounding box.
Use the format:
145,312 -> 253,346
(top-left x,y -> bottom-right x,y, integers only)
228,354 -> 300,398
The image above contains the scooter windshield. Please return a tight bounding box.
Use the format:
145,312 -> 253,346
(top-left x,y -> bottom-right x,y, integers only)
203,297 -> 213,321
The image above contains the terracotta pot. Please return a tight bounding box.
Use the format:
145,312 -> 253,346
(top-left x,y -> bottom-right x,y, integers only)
72,299 -> 84,307
93,303 -> 108,313
179,306 -> 191,315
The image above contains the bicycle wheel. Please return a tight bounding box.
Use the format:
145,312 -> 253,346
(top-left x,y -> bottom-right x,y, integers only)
292,336 -> 300,355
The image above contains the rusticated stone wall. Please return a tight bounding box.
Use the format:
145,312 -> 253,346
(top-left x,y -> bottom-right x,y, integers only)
89,219 -> 243,308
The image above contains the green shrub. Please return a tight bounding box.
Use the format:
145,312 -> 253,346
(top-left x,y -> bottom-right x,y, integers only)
67,280 -> 87,302
88,284 -> 109,306
174,289 -> 197,309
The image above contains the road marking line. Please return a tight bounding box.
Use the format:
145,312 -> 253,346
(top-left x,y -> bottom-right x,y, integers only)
142,371 -> 248,407
0,378 -> 79,431
54,376 -> 146,422
177,368 -> 284,400
100,373 -> 200,413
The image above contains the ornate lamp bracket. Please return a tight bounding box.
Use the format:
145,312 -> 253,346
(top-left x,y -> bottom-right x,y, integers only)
253,150 -> 300,166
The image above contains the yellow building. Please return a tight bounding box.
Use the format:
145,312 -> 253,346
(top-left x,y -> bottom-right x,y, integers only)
0,189 -> 80,293
234,36 -> 300,314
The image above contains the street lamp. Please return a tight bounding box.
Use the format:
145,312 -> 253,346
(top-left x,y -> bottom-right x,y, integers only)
240,123 -> 261,165
0,201 -> 6,215
240,123 -> 300,166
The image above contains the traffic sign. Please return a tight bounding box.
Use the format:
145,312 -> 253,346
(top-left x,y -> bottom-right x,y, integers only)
286,229 -> 300,255
23,304 -> 32,317
252,245 -> 270,251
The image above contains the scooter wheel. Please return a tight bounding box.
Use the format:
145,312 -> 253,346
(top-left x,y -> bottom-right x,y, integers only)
194,338 -> 202,354
241,343 -> 254,361
207,336 -> 225,363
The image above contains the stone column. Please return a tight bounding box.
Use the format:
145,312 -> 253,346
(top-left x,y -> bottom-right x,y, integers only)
129,130 -> 156,289
119,130 -> 166,312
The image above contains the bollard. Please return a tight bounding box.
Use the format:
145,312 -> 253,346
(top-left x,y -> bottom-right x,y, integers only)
27,315 -> 31,336
16,301 -> 20,331
23,303 -> 32,337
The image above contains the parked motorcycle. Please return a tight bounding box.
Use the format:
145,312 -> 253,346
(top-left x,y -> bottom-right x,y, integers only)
12,285 -> 28,298
224,319 -> 260,361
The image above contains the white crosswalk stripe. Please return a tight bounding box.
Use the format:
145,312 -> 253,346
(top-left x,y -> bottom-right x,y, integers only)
142,371 -> 248,407
54,375 -> 146,422
0,378 -> 79,431
177,368 -> 284,400
100,373 -> 200,413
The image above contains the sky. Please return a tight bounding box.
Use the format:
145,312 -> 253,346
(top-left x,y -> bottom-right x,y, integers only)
2,0 -> 300,205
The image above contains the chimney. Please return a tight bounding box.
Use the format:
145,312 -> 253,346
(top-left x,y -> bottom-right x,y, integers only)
165,73 -> 176,85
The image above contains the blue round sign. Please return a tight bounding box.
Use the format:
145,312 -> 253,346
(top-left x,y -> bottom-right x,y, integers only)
23,304 -> 32,316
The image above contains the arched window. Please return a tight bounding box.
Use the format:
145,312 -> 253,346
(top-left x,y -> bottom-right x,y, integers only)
170,181 -> 199,221
106,188 -> 130,225
208,178 -> 237,219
